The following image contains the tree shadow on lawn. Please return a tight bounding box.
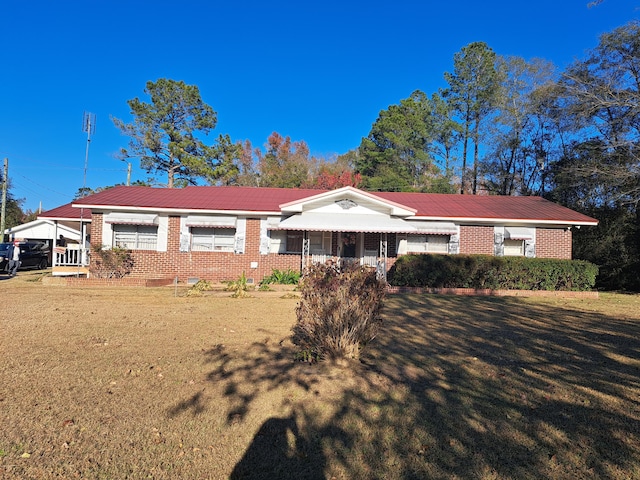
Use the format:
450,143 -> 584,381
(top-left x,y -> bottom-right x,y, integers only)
170,295 -> 640,479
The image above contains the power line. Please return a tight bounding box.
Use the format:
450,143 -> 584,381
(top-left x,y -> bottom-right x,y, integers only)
12,175 -> 74,199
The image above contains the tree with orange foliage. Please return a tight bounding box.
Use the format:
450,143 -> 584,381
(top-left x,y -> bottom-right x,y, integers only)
255,132 -> 314,188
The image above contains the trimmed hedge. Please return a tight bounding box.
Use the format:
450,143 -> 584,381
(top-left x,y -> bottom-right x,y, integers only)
387,254 -> 598,291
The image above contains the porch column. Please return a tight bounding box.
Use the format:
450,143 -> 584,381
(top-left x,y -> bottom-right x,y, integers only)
302,234 -> 310,271
52,221 -> 59,268
379,233 -> 387,281
81,222 -> 89,265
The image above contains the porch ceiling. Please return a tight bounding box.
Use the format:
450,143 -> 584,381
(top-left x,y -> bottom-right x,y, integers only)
271,212 -> 418,233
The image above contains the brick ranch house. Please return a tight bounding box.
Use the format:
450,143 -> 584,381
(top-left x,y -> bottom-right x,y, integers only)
40,185 -> 598,283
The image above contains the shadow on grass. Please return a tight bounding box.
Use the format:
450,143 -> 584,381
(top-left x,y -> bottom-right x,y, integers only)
171,295 -> 640,479
229,412 -> 349,480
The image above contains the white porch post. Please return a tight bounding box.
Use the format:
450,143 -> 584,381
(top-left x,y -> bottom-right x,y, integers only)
379,234 -> 388,281
81,222 -> 89,265
52,221 -> 59,268
302,234 -> 310,271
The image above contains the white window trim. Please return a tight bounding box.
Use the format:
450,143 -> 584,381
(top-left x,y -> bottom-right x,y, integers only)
112,224 -> 159,251
496,226 -> 536,257
503,238 -> 525,256
178,215 -> 245,254
156,216 -> 168,252
309,231 -> 332,255
406,234 -> 451,254
269,230 -> 287,253
190,227 -> 236,252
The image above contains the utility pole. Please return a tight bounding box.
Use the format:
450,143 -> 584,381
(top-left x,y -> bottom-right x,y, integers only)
1,158 -> 7,242
119,158 -> 132,186
78,113 -> 96,276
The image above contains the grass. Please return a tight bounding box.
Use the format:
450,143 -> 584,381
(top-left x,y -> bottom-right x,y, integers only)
1,271 -> 639,479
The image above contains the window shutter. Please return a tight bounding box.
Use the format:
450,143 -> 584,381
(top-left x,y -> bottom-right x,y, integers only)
449,234 -> 460,254
259,219 -> 270,255
525,240 -> 535,258
494,230 -> 504,257
180,234 -> 190,252
234,218 -> 246,254
396,234 -> 408,255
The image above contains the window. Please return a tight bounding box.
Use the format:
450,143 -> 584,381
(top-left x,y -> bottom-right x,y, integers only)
191,227 -> 235,252
113,225 -> 158,250
309,231 -> 331,254
286,231 -> 303,253
503,239 -> 524,256
407,235 -> 427,253
407,234 -> 450,254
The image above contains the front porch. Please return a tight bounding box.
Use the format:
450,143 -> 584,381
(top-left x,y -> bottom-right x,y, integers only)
300,231 -> 392,279
51,245 -> 90,277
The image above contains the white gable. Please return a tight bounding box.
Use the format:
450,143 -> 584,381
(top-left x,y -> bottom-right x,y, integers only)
4,219 -> 82,242
279,186 -> 416,217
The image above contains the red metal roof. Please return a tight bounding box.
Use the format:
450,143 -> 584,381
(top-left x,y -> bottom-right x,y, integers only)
39,202 -> 88,220
69,185 -> 597,225
73,186 -> 327,212
376,191 -> 598,224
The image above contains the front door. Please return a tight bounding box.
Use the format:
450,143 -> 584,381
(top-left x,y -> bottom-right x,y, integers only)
340,232 -> 358,258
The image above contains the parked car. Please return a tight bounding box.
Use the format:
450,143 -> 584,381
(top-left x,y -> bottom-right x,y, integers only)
0,241 -> 50,272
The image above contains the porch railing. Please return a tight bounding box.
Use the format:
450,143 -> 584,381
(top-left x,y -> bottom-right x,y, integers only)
311,253 -> 329,265
307,252 -> 379,268
54,245 -> 89,267
363,250 -> 378,267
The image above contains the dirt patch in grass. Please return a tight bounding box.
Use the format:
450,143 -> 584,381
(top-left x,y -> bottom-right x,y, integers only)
1,271 -> 640,479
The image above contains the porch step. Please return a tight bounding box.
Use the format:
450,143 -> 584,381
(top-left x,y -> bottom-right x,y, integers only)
52,266 -> 90,277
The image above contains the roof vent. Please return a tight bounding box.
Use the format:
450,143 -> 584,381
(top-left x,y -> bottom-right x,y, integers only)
335,199 -> 358,210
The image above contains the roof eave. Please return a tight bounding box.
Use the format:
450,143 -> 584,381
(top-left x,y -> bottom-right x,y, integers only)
410,216 -> 598,227
74,204 -> 282,216
37,216 -> 92,223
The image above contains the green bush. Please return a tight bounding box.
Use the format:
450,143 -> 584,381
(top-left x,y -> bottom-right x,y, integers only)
388,254 -> 598,291
292,263 -> 386,362
260,268 -> 301,285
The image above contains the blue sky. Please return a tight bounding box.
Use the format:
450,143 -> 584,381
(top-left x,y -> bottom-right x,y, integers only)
1,0 -> 639,212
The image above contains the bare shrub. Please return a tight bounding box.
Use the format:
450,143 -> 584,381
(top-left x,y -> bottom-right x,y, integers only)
187,279 -> 213,297
225,271 -> 253,298
292,263 -> 386,362
90,246 -> 134,278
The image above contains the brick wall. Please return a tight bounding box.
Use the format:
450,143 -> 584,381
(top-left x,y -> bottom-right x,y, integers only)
65,277 -> 174,287
459,226 -> 494,255
88,213 -> 576,282
91,215 -> 301,283
90,213 -> 103,247
535,227 -> 572,259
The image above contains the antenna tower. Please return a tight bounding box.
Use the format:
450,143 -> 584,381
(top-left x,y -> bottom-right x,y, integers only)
78,112 -> 96,276
82,112 -> 96,191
